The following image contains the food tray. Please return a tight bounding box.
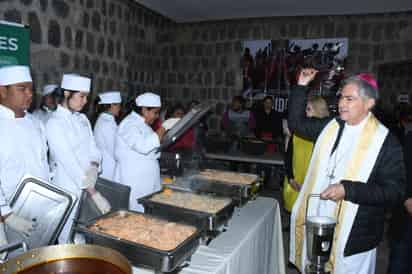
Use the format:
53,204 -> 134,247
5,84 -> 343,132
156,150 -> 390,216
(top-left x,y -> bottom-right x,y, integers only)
77,210 -> 201,273
170,170 -> 261,206
138,189 -> 236,234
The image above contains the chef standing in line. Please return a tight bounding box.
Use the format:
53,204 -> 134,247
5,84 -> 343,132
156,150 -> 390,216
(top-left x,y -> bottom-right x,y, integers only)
115,92 -> 179,211
93,91 -> 122,182
32,84 -> 58,125
0,65 -> 49,250
46,73 -> 111,243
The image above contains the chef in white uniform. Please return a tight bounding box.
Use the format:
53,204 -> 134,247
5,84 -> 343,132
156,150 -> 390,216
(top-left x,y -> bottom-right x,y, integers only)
93,91 -> 122,182
0,65 -> 49,250
46,73 -> 111,243
116,92 -> 181,212
32,84 -> 58,125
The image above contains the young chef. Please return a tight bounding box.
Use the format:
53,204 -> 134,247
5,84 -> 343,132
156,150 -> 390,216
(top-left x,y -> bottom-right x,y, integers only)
32,84 -> 58,125
46,73 -> 111,243
115,92 -> 179,211
93,91 -> 122,182
0,65 -> 50,254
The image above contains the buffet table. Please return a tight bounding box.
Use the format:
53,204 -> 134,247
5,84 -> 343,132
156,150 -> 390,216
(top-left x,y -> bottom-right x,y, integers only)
204,151 -> 284,166
132,197 -> 285,274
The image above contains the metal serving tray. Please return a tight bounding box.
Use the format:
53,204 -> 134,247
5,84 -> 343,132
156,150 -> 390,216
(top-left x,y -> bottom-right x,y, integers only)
6,176 -> 76,251
189,171 -> 260,206
77,210 -> 201,273
168,171 -> 261,206
138,189 -> 236,234
160,103 -> 213,150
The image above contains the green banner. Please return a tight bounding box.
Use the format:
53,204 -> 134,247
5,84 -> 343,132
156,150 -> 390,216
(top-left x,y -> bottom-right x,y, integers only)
0,21 -> 30,67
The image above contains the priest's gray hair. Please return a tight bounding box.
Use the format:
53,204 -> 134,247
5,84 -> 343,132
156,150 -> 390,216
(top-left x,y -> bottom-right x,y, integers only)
341,76 -> 379,101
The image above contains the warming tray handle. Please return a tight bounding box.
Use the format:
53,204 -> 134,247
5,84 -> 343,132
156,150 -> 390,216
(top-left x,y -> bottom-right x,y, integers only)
0,241 -> 28,263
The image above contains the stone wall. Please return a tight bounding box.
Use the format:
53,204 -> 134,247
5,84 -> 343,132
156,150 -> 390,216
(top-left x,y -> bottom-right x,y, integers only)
159,12 -> 412,130
0,0 -> 173,110
378,61 -> 412,112
1,1 -> 411,130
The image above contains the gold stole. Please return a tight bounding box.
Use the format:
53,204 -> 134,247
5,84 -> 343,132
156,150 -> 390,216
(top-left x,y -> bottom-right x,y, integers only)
293,115 -> 380,271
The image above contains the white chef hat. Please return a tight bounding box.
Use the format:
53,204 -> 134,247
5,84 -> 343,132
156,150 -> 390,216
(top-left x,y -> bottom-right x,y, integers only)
98,91 -> 122,104
42,84 -> 58,96
0,65 -> 32,86
135,92 -> 161,107
61,73 -> 91,93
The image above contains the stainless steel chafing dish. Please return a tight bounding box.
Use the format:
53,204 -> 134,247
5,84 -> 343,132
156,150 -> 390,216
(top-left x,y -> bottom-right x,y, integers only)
167,169 -> 261,206
139,189 -> 236,234
77,210 -> 201,273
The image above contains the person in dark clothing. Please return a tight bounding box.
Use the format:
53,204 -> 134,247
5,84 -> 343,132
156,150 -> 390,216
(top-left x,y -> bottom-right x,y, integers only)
288,68 -> 405,274
254,96 -> 283,142
387,130 -> 412,274
254,96 -> 283,188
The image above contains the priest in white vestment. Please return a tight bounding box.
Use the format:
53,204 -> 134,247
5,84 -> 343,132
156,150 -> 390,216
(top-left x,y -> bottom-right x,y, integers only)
287,69 -> 406,274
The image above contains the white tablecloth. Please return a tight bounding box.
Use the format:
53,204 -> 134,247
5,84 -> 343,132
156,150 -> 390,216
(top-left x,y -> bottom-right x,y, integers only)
133,197 -> 285,274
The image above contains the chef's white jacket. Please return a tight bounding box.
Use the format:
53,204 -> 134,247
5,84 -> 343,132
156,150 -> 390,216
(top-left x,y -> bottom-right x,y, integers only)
32,107 -> 53,126
94,112 -> 118,181
115,111 -> 161,212
46,105 -> 101,195
0,105 -> 49,215
46,105 -> 101,243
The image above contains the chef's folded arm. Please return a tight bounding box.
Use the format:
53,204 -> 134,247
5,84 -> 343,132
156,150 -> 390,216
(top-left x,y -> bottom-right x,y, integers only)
119,125 -> 160,155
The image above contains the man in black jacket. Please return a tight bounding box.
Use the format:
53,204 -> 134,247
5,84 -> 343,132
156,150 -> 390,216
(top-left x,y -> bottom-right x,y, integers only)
387,130 -> 412,274
288,68 -> 405,274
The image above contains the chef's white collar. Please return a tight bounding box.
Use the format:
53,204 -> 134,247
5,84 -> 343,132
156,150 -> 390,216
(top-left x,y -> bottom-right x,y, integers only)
102,112 -> 115,120
132,110 -> 145,122
0,104 -> 18,119
57,104 -> 79,116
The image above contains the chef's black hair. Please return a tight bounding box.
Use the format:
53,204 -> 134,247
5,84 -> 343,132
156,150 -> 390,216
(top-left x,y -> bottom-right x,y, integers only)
91,98 -> 114,127
133,104 -> 156,115
56,88 -> 79,104
94,96 -> 112,111
39,86 -> 59,108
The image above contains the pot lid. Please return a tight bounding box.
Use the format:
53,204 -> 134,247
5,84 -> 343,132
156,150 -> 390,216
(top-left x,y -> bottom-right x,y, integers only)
6,175 -> 77,252
159,103 -> 213,150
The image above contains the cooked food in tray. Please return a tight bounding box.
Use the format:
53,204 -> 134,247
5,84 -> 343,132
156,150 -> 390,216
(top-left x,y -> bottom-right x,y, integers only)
89,212 -> 196,251
197,169 -> 258,185
149,189 -> 232,214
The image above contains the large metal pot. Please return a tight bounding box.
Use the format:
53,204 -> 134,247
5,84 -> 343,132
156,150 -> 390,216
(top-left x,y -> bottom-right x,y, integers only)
0,244 -> 132,274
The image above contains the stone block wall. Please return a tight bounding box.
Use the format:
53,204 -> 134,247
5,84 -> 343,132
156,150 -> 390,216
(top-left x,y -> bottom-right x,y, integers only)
379,61 -> 412,112
1,0 -> 411,131
0,0 -> 172,109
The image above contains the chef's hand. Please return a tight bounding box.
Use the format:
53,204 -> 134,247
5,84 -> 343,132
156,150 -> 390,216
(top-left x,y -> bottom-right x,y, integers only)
404,198 -> 412,216
156,126 -> 167,141
162,118 -> 181,130
90,191 -> 111,214
289,179 -> 302,192
298,68 -> 318,86
4,213 -> 37,238
0,222 -> 8,260
320,184 -> 345,201
82,164 -> 99,189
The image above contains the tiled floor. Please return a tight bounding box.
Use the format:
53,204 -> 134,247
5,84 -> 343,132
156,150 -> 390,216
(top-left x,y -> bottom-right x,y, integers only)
260,187 -> 390,274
